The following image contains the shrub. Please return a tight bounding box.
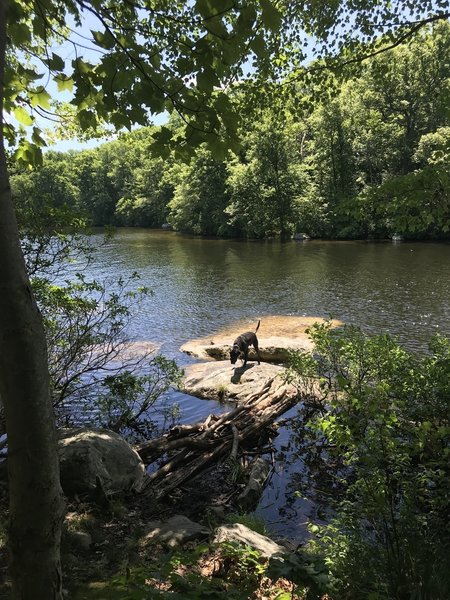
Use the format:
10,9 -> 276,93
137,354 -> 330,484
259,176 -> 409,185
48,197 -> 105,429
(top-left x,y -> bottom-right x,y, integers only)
288,322 -> 450,599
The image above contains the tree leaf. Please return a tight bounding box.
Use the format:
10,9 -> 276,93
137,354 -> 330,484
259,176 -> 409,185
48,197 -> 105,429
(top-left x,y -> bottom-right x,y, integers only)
260,0 -> 283,32
250,34 -> 266,58
31,127 -> 47,147
29,87 -> 51,109
73,58 -> 94,74
14,106 -> 34,126
91,30 -> 116,50
14,140 -> 43,166
152,126 -> 173,145
197,67 -> 220,92
78,109 -> 97,130
46,52 -> 65,71
55,74 -> 74,93
8,21 -> 31,44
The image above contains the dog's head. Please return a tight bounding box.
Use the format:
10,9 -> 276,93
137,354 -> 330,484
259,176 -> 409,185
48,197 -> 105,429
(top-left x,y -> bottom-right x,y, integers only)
230,344 -> 240,365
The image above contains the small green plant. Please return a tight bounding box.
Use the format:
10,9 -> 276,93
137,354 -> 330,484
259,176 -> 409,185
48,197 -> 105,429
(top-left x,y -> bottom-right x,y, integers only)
227,512 -> 268,536
216,383 -> 229,401
225,457 -> 246,485
217,541 -> 267,586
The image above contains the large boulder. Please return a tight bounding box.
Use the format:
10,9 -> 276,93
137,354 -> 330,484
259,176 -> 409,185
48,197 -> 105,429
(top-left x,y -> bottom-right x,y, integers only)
180,361 -> 293,402
57,429 -> 145,496
180,315 -> 341,363
213,523 -> 287,558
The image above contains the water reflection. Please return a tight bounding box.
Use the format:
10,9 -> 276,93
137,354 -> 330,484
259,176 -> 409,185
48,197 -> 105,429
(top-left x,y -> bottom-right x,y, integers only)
256,404 -> 340,542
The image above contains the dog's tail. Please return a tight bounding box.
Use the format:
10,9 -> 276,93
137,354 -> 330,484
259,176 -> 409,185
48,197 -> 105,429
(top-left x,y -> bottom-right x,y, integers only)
255,319 -> 261,333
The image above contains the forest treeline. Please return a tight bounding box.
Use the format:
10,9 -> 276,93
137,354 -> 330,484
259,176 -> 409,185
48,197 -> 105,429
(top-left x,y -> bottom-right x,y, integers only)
12,23 -> 450,240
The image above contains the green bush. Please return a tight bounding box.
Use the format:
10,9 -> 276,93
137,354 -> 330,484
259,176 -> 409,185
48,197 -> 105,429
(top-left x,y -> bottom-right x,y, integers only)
288,322 -> 450,599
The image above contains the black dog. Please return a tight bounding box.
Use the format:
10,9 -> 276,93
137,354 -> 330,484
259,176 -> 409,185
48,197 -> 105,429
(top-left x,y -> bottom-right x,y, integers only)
230,320 -> 261,367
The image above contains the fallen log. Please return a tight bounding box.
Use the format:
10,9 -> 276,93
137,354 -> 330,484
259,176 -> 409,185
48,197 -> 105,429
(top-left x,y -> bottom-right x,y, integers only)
136,426 -> 218,461
136,374 -> 301,499
144,441 -> 230,499
237,457 -> 271,510
230,424 -> 240,460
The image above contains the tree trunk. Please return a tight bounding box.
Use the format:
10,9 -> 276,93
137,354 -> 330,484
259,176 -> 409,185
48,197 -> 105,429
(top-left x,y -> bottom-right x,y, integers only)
0,2 -> 65,598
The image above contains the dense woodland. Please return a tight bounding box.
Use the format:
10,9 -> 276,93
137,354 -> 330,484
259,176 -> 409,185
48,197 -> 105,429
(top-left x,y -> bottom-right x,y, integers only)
11,23 -> 450,240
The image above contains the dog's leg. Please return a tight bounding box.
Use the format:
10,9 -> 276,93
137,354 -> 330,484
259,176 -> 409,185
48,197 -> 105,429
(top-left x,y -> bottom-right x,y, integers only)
254,339 -> 261,364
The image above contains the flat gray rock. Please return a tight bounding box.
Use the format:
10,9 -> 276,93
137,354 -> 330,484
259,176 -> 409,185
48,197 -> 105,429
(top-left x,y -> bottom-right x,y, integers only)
213,523 -> 287,558
180,361 -> 293,402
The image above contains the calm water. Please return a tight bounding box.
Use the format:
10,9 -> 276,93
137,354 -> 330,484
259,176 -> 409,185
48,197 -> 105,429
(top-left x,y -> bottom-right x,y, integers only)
89,229 -> 450,352
86,229 -> 450,540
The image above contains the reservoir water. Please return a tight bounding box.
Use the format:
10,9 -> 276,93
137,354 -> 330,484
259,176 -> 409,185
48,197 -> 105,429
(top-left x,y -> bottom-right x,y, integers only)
85,229 -> 450,540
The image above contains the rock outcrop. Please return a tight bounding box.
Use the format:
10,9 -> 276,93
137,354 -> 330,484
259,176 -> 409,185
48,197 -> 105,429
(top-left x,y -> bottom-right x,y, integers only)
58,428 -> 145,496
213,523 -> 288,558
181,361 -> 294,402
180,315 -> 340,363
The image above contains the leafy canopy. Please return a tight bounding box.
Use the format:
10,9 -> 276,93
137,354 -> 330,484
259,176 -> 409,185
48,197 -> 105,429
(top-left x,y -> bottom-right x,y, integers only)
5,0 -> 450,164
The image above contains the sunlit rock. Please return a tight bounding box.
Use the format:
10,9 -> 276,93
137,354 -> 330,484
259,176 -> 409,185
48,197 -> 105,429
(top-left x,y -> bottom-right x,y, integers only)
181,315 -> 341,363
58,428 -> 145,496
143,515 -> 209,549
213,523 -> 288,558
180,361 -> 294,402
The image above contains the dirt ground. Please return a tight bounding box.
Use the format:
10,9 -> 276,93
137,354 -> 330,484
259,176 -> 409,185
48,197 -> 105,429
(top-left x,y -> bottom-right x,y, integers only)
0,459 -> 283,598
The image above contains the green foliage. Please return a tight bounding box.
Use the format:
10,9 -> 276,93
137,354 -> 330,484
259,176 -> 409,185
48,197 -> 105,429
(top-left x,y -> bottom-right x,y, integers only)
11,21 -> 450,240
35,269 -> 184,440
69,534 -> 325,599
168,146 -> 231,236
9,186 -> 184,441
267,551 -> 329,599
5,0 -> 450,215
226,113 -> 306,239
73,543 -> 264,599
92,357 -> 183,441
11,171 -> 91,277
218,541 -> 267,583
288,323 -> 450,599
36,272 -> 143,396
224,457 -> 247,485
356,126 -> 450,236
226,513 -> 268,536
5,0 -> 285,161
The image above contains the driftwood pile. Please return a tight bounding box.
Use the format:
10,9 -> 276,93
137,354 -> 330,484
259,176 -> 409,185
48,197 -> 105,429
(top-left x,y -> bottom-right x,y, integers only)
136,376 -> 299,500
